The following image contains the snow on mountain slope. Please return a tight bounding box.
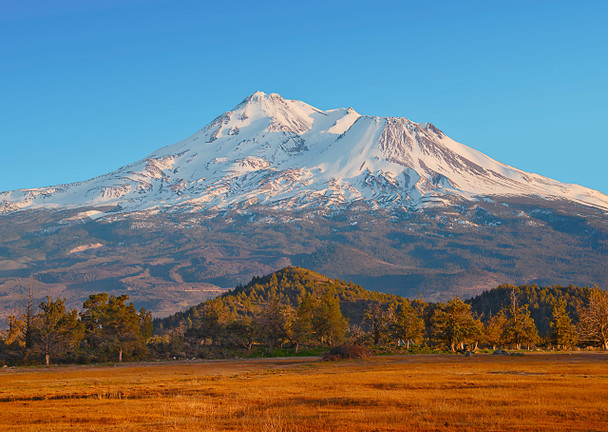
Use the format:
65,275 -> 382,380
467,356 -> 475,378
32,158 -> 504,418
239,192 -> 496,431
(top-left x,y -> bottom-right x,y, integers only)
2,91 -> 608,214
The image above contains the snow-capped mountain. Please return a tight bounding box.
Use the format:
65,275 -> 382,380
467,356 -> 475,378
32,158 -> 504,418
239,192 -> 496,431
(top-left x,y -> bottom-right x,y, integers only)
2,91 -> 607,215
2,92 -> 608,320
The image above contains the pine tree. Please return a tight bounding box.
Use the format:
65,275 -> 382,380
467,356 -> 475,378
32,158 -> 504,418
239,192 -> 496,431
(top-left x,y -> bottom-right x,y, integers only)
103,295 -> 144,362
363,301 -> 395,345
24,277 -> 33,362
80,294 -> 150,362
225,318 -> 257,351
255,297 -> 293,348
292,293 -> 316,352
32,297 -> 83,366
188,300 -> 230,346
313,290 -> 347,346
502,290 -> 539,350
549,298 -> 576,350
391,300 -> 424,349
484,310 -> 508,350
81,293 -> 110,352
3,313 -> 26,349
431,297 -> 482,351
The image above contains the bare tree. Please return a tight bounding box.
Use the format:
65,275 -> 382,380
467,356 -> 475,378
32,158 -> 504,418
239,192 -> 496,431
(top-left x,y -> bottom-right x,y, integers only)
24,277 -> 33,361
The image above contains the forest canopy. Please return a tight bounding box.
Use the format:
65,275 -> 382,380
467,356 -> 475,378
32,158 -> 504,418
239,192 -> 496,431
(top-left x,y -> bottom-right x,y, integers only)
2,267 -> 606,366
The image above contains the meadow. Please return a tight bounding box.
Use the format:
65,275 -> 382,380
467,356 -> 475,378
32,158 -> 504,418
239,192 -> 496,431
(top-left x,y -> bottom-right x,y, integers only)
1,353 -> 607,431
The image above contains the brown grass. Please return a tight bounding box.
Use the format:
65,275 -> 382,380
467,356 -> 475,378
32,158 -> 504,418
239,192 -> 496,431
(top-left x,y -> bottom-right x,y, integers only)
1,353 -> 607,431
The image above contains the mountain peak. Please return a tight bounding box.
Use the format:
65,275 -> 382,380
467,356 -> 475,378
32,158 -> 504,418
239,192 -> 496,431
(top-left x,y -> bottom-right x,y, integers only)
2,92 -> 608,215
250,90 -> 267,99
240,91 -> 286,105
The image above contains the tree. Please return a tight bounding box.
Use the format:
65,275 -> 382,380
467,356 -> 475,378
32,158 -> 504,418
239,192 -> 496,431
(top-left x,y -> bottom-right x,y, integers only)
363,301 -> 395,345
3,312 -> 26,349
81,293 -> 110,352
24,278 -> 34,361
255,297 -> 293,348
578,289 -> 608,350
431,297 -> 482,352
292,293 -> 316,352
390,301 -> 424,348
549,298 -> 576,350
80,294 -> 150,362
502,290 -> 539,350
313,290 -> 348,346
225,318 -> 257,351
187,300 -> 230,346
31,297 -> 83,366
1,312 -> 27,364
484,310 -> 508,350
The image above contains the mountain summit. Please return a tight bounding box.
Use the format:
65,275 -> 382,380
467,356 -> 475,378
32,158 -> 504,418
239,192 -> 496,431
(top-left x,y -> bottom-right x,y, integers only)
2,91 -> 607,215
1,92 -> 608,319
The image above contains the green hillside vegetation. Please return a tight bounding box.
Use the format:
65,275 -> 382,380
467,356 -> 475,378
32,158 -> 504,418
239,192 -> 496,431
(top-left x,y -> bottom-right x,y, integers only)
2,266 -> 607,366
468,283 -> 594,335
158,266 -> 401,330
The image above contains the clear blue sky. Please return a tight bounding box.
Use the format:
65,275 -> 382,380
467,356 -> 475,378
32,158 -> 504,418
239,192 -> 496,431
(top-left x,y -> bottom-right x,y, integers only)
1,0 -> 607,193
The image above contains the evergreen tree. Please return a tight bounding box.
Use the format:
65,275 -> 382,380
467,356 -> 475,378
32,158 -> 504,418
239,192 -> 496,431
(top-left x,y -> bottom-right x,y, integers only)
313,290 -> 348,346
80,294 -> 150,362
484,310 -> 508,350
255,297 -> 293,348
292,293 -> 316,352
363,301 -> 395,345
24,278 -> 34,362
502,290 -> 539,350
103,295 -> 146,362
81,293 -> 110,352
187,299 -> 230,346
431,297 -> 482,351
390,300 -> 424,348
31,297 -> 83,366
3,312 -> 26,349
225,318 -> 257,351
549,298 -> 576,349
1,312 -> 27,363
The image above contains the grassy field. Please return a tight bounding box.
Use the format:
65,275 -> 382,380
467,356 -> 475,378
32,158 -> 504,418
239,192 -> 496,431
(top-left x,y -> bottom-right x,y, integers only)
1,353 -> 607,431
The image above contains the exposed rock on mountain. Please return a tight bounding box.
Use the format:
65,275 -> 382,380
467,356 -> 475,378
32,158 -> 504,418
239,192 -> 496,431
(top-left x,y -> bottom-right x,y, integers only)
1,92 -> 607,319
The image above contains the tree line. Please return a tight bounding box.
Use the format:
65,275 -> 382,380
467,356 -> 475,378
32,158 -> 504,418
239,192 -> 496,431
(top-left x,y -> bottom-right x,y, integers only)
1,267 -> 607,366
1,293 -> 151,365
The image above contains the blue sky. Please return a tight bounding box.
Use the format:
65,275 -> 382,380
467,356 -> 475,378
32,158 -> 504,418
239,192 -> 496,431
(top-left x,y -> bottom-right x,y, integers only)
1,0 -> 607,193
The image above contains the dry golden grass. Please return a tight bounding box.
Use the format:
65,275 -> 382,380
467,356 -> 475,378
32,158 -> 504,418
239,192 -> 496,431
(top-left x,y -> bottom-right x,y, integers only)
1,353 -> 607,431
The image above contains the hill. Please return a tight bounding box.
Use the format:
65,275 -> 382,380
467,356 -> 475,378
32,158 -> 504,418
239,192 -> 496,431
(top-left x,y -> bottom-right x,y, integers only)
156,266 -> 402,331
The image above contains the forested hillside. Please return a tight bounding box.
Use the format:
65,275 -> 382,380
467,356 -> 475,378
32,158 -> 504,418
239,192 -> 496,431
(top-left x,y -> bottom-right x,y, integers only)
469,284 -> 594,335
3,266 -> 607,366
157,266 -> 401,330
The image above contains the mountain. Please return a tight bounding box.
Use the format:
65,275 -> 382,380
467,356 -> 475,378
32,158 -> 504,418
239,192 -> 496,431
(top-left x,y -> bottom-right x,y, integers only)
1,92 -> 607,321
2,91 -> 607,214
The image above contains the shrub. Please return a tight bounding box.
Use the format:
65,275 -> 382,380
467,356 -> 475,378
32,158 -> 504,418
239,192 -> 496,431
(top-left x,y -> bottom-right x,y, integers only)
322,343 -> 371,361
